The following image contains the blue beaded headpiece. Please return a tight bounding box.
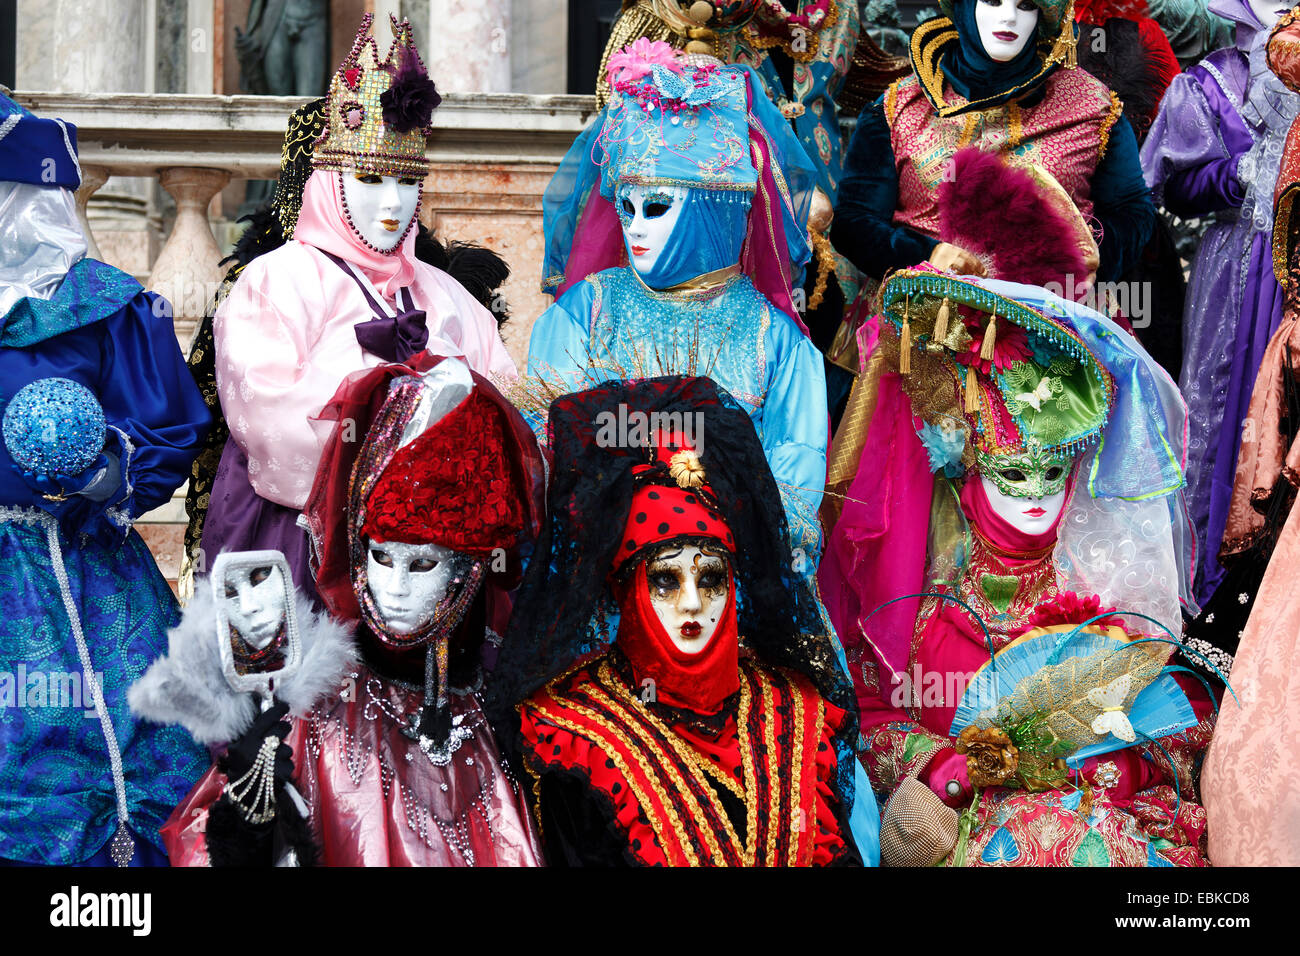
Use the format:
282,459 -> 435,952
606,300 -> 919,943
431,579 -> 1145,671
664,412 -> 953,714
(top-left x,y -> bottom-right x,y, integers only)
597,59 -> 757,200
540,42 -> 816,308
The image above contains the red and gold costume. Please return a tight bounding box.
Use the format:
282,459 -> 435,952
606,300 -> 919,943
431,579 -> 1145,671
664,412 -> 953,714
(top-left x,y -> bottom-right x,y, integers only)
493,376 -> 867,867
520,653 -> 849,867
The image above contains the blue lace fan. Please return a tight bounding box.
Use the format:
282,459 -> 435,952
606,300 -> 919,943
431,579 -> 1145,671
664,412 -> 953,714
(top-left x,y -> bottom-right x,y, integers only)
949,618 -> 1198,769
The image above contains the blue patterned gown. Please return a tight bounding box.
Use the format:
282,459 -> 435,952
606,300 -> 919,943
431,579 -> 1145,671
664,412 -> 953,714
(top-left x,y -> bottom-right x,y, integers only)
0,258 -> 210,865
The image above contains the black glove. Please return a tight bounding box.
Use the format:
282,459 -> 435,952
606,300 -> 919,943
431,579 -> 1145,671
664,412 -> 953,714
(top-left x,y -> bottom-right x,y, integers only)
208,701 -> 297,867
218,700 -> 294,788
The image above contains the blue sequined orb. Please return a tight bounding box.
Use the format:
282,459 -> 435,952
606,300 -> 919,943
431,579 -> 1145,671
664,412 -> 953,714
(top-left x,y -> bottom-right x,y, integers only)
3,377 -> 106,476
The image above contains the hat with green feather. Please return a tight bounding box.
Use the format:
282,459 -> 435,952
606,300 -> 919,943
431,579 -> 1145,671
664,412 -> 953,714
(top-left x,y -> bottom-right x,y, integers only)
876,267 -> 1115,492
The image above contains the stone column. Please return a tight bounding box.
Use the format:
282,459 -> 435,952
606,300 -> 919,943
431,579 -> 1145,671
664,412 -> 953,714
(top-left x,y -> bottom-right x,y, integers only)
72,164 -> 109,261
509,0 -> 566,93
420,0 -> 513,93
148,166 -> 232,350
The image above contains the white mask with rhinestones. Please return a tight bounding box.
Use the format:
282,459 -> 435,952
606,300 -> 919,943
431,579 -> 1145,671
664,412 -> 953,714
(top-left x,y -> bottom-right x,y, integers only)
366,539 -> 459,636
645,545 -> 730,654
221,563 -> 288,650
619,184 -> 689,278
341,170 -> 420,252
974,0 -> 1041,62
980,474 -> 1068,537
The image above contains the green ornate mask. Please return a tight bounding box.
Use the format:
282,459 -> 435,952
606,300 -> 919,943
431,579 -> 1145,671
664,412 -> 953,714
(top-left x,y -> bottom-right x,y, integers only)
975,443 -> 1075,498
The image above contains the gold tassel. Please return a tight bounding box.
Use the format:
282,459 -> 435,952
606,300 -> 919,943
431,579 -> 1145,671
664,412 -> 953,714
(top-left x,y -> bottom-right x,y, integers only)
1046,1 -> 1078,69
965,364 -> 980,413
899,295 -> 912,375
980,312 -> 997,362
932,296 -> 951,346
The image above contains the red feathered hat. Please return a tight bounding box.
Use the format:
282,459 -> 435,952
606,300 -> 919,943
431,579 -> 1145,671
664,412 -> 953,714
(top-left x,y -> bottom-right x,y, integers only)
303,353 -> 545,627
362,389 -> 528,554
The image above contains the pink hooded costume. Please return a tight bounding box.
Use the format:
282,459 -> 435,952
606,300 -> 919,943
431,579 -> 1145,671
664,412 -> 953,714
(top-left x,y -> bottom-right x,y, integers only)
201,16 -> 516,598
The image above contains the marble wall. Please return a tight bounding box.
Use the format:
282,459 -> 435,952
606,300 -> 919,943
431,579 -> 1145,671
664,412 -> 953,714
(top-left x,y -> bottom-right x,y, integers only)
15,0 -> 158,279
511,0 -> 567,94
422,0 -> 511,92
420,160 -> 560,365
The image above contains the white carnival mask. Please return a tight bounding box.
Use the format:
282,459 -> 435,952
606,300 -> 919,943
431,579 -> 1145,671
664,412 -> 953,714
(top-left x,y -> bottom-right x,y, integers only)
618,184 -> 689,278
366,539 -> 459,636
341,170 -> 421,252
1246,0 -> 1290,30
221,563 -> 288,650
980,473 -> 1069,537
974,0 -> 1041,62
645,545 -> 730,654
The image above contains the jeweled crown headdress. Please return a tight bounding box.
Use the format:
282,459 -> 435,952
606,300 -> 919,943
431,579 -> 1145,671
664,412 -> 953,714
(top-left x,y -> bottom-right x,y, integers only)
312,13 -> 441,178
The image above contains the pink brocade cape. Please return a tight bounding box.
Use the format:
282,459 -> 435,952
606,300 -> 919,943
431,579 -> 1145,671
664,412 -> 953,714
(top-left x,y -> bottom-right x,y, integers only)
885,68 -> 1120,241
162,663 -> 543,867
1202,498 -> 1300,865
212,240 -> 517,510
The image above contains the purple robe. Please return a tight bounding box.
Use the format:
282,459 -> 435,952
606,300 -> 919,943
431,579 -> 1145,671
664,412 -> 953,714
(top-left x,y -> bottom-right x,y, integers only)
201,436 -> 318,602
1142,47 -> 1285,602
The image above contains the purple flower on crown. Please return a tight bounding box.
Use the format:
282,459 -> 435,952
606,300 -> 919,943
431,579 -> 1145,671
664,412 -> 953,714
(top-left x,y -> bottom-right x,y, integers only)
381,43 -> 441,134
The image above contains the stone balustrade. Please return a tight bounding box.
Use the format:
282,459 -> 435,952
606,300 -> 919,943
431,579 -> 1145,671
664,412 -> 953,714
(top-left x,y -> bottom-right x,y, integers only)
11,90 -> 596,589
13,91 -> 597,362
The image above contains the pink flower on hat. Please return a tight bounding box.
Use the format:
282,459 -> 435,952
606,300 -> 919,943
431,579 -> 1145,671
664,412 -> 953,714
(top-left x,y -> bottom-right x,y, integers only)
606,38 -> 681,87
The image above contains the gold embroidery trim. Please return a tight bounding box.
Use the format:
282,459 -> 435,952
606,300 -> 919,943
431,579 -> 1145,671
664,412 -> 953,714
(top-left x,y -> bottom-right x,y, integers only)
588,662 -> 738,864
912,16 -> 1066,118
1275,185 -> 1297,285
884,78 -> 902,127
528,686 -> 703,866
788,673 -> 822,866
744,122 -> 802,324
595,660 -> 753,865
957,113 -> 979,149
750,117 -> 800,226
1098,90 -> 1122,159
628,263 -> 743,300
785,670 -> 806,866
760,670 -> 782,865
694,748 -> 745,800
807,230 -> 833,310
585,677 -> 725,863
734,664 -> 763,865
516,702 -> 550,838
911,18 -> 961,109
